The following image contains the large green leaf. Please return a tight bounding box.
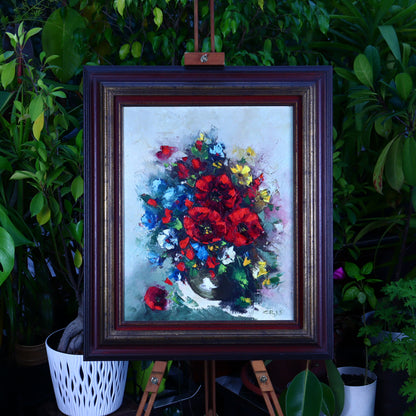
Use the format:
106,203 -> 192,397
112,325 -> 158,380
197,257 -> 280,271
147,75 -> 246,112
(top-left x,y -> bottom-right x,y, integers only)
325,360 -> 345,416
353,54 -> 373,89
379,25 -> 401,62
395,72 -> 413,101
385,137 -> 404,191
373,138 -> 396,194
42,7 -> 86,82
286,370 -> 322,416
403,136 -> 416,186
321,383 -> 335,416
0,227 -> 15,286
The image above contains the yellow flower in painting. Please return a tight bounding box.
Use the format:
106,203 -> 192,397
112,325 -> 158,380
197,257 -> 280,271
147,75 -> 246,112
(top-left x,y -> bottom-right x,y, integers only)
262,278 -> 271,286
231,164 -> 252,186
245,147 -> 256,157
243,257 -> 251,266
233,146 -> 256,163
254,261 -> 268,279
212,161 -> 223,169
198,132 -> 206,141
258,189 -> 271,203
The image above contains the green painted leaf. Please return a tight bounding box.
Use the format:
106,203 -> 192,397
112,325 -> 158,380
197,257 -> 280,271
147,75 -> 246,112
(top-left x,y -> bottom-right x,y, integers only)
385,137 -> 404,191
1,60 -> 16,89
42,7 -> 87,82
353,54 -> 373,89
395,72 -> 413,101
373,138 -> 396,194
71,175 -> 84,201
403,136 -> 416,186
321,383 -> 335,416
0,227 -> 15,286
286,370 -> 322,416
325,360 -> 344,416
379,25 -> 401,62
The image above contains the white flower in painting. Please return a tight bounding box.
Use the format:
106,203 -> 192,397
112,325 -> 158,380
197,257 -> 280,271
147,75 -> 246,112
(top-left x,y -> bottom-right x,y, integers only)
219,246 -> 236,265
157,229 -> 178,250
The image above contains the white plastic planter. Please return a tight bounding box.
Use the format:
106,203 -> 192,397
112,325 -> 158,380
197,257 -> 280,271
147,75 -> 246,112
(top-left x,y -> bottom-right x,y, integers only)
46,329 -> 128,416
338,366 -> 377,416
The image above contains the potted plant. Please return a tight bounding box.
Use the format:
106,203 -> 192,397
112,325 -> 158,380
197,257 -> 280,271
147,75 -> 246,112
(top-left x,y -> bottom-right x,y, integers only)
366,275 -> 416,415
0,22 -> 128,415
338,261 -> 380,416
280,360 -> 345,416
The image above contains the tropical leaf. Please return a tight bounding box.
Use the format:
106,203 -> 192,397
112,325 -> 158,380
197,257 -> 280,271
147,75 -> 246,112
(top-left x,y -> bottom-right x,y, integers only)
286,370 -> 322,416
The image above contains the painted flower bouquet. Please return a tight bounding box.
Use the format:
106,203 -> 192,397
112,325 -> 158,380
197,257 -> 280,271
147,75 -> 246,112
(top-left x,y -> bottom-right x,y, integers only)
140,131 -> 282,315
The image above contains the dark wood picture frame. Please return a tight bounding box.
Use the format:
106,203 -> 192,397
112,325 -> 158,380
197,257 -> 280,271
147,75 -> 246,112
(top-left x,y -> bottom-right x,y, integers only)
84,66 -> 333,360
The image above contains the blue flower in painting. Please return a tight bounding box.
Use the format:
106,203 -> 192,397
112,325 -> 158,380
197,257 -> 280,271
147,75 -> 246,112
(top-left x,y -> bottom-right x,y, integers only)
141,211 -> 158,229
169,269 -> 183,282
162,185 -> 193,211
191,242 -> 209,262
151,178 -> 167,195
209,142 -> 225,158
147,252 -> 164,267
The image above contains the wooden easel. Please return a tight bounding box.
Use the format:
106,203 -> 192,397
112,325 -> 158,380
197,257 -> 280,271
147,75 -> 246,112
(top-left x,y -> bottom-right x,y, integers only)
137,2 -> 282,415
135,360 -> 284,416
183,0 -> 225,66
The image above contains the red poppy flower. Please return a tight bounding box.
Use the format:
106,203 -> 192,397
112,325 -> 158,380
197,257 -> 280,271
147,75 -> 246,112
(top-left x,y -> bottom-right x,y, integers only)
144,286 -> 168,311
195,174 -> 240,213
247,174 -> 264,199
225,207 -> 264,246
184,207 -> 226,244
196,140 -> 203,151
177,162 -> 189,179
156,145 -> 177,160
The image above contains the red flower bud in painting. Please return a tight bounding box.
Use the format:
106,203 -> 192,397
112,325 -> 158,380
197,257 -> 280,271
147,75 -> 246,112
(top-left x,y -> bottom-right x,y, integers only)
184,207 -> 227,244
144,286 -> 168,311
225,207 -> 264,246
177,162 -> 189,179
156,145 -> 177,160
195,174 -> 240,214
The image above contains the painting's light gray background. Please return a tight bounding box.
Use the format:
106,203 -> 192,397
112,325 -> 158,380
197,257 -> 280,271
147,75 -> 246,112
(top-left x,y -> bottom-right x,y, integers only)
123,106 -> 294,321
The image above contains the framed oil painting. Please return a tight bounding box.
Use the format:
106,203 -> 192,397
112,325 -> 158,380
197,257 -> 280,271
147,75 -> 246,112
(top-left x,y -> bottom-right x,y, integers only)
84,66 -> 333,360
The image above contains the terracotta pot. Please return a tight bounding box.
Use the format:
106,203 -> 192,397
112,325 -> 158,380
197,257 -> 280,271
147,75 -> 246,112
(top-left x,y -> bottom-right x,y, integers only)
15,342 -> 47,367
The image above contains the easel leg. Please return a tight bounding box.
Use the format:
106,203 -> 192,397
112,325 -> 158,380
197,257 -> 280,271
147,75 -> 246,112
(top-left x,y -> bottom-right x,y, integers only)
135,361 -> 168,416
251,360 -> 285,416
204,360 -> 216,416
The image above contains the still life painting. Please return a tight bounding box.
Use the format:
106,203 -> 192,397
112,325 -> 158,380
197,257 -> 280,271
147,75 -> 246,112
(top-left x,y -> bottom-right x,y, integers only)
123,106 -> 295,323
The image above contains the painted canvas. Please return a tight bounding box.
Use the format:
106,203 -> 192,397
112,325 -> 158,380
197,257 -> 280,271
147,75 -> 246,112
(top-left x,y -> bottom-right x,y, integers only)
123,105 -> 294,322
